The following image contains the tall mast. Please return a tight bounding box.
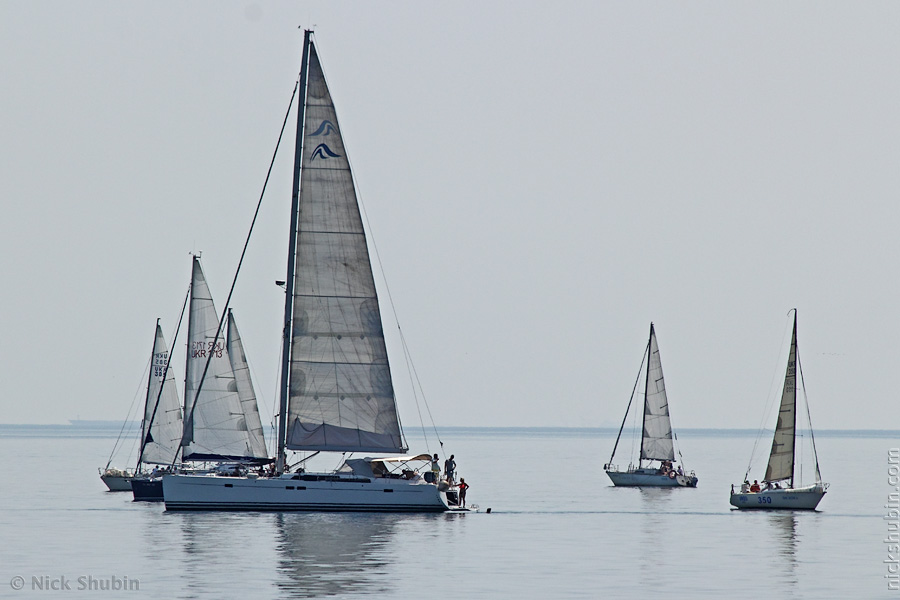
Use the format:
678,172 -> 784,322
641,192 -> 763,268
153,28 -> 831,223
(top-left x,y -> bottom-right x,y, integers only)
639,323 -> 654,468
180,265 -> 194,465
136,319 -> 160,473
789,310 -> 798,489
276,29 -> 312,474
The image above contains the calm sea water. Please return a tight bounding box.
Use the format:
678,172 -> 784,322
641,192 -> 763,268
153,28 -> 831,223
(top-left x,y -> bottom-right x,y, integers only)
0,426 -> 896,599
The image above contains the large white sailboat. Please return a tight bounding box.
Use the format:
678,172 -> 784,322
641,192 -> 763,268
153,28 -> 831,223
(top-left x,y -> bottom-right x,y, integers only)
100,321 -> 183,492
605,323 -> 698,487
133,258 -> 270,500
164,31 -> 463,512
729,310 -> 827,510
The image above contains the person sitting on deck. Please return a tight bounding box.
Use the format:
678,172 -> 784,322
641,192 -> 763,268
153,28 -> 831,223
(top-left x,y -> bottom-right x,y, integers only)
750,480 -> 761,493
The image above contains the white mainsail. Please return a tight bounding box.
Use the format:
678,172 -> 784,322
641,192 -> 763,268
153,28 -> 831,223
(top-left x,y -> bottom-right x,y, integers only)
182,257 -> 268,461
765,314 -> 797,483
285,43 -> 406,453
227,311 -> 268,459
641,324 -> 675,462
140,324 -> 183,465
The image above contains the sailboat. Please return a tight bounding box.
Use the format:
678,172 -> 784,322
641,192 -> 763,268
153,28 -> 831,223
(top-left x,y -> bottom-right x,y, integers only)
605,323 -> 698,487
729,310 -> 827,510
100,321 -> 183,492
163,30 -> 464,512
132,257 -> 270,501
180,256 -> 268,463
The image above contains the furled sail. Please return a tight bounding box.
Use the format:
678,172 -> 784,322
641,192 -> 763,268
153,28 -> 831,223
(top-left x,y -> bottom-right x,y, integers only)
765,314 -> 797,483
182,257 -> 268,461
227,311 -> 268,458
285,42 -> 406,453
641,324 -> 675,461
140,324 -> 183,465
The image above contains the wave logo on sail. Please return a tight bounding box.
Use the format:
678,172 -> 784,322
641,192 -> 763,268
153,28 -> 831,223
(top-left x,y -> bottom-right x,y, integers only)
311,143 -> 341,161
310,120 -> 336,136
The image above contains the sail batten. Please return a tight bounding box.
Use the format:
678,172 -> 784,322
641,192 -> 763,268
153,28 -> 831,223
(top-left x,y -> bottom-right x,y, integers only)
764,314 -> 797,483
641,324 -> 676,461
286,41 -> 405,454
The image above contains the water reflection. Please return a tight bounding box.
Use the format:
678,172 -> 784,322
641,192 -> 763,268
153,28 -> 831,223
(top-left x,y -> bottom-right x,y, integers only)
636,486 -> 675,509
767,512 -> 799,587
274,513 -> 398,598
635,488 -> 676,591
170,512 -> 281,598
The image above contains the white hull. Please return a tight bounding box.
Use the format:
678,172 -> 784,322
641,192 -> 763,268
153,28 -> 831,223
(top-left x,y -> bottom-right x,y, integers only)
729,484 -> 826,510
606,468 -> 698,488
163,473 -> 452,512
100,472 -> 134,492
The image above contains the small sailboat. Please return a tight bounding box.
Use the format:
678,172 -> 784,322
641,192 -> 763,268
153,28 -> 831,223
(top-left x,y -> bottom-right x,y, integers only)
729,310 -> 827,510
133,257 -> 271,501
100,321 -> 183,492
605,323 -> 698,487
99,467 -> 134,492
164,30 -> 466,512
129,321 -> 185,499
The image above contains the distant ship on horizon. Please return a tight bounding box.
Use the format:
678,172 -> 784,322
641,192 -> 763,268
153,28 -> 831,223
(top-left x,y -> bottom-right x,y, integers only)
69,419 -> 139,428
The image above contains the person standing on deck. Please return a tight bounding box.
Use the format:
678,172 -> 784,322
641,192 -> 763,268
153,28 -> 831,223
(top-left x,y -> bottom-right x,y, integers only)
458,478 -> 469,508
444,455 -> 456,483
430,454 -> 441,484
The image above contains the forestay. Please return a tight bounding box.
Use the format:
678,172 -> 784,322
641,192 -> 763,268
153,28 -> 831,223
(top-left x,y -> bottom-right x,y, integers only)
285,42 -> 405,454
641,324 -> 675,461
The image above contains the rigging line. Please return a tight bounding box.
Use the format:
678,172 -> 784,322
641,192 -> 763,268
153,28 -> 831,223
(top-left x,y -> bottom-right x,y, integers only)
400,328 -> 442,448
796,340 -> 822,482
105,351 -> 153,470
269,350 -> 282,455
314,37 -> 433,453
176,80 -> 300,468
123,429 -> 141,474
137,285 -> 191,471
608,338 -> 650,467
320,42 -> 432,452
349,146 -> 435,446
744,315 -> 793,480
402,330 -> 430,454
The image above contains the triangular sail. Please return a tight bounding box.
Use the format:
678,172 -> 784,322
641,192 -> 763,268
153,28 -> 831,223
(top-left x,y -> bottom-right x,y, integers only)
182,257 -> 268,461
227,311 -> 268,458
765,314 -> 797,483
140,324 -> 183,465
285,42 -> 406,453
641,324 -> 675,461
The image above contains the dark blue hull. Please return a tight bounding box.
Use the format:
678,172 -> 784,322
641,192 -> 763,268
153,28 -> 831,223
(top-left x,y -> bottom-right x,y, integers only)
131,478 -> 163,502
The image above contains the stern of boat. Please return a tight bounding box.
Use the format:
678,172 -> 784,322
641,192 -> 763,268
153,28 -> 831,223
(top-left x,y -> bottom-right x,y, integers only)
729,482 -> 827,510
99,468 -> 135,492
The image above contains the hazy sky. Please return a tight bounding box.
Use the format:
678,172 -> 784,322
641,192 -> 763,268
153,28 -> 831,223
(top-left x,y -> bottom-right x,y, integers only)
1,2 -> 898,432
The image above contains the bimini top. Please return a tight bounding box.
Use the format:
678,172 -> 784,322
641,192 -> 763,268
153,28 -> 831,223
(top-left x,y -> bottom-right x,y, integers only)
369,454 -> 432,464
342,454 -> 433,478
